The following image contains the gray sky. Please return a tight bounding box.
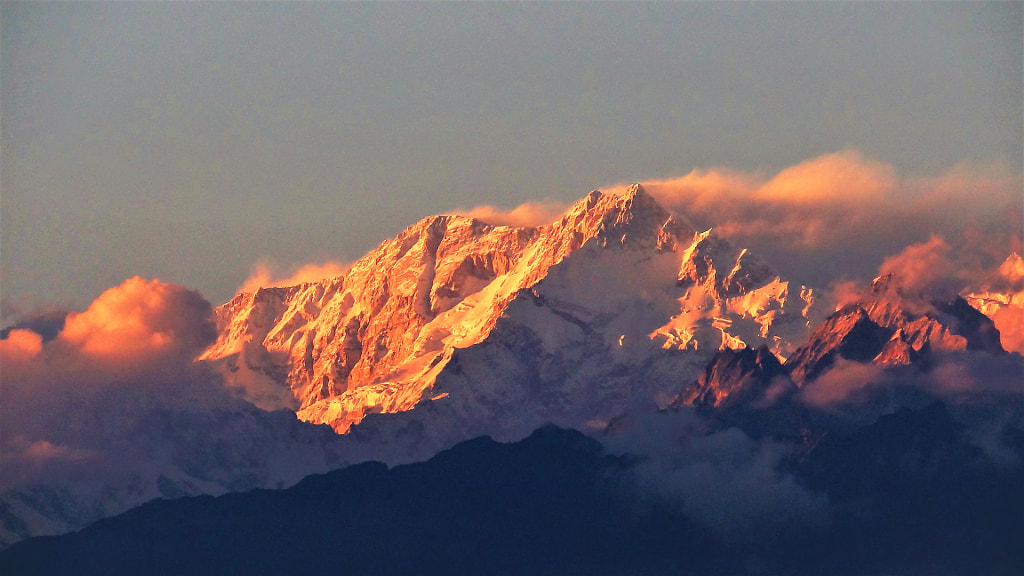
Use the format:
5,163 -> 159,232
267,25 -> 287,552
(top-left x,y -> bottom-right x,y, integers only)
2,1 -> 1021,311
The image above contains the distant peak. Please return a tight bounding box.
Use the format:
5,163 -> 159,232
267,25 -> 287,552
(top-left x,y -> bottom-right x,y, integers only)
999,251 -> 1024,283
871,272 -> 895,285
620,183 -> 661,209
623,183 -> 646,198
573,189 -> 605,214
610,184 -> 671,223
868,273 -> 903,294
561,186 -> 666,220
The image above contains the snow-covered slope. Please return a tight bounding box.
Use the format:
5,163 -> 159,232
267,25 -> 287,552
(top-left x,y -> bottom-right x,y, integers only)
202,185 -> 824,433
963,252 -> 1024,355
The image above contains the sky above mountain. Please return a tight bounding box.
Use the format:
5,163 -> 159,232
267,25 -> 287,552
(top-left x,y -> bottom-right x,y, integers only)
2,2 -> 1021,315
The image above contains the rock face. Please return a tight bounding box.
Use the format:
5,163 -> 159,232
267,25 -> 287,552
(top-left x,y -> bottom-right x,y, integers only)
669,346 -> 792,411
201,185 -> 823,432
786,274 -> 1005,384
963,252 -> 1024,355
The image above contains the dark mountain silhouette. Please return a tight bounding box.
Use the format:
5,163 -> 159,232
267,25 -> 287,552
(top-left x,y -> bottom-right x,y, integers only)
4,414 -> 1023,576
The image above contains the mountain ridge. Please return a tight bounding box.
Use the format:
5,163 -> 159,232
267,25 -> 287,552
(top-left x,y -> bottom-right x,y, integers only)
785,273 -> 1005,386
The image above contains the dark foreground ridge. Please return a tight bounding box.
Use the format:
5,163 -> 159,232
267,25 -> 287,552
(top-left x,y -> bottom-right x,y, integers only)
3,419 -> 1023,576
0,426 -> 719,576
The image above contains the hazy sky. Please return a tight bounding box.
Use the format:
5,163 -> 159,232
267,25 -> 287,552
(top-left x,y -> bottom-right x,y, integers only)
2,1 -> 1021,312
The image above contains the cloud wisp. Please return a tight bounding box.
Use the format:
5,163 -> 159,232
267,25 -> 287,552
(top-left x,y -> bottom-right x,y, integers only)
237,261 -> 350,294
449,200 -> 568,229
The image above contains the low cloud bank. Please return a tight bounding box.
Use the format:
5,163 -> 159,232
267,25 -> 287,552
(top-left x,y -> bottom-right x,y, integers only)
0,277 -> 230,457
601,409 -> 829,541
631,151 -> 1020,287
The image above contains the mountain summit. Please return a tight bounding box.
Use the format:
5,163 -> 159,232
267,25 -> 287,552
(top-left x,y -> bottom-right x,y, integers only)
786,273 -> 1004,384
201,186 -> 823,434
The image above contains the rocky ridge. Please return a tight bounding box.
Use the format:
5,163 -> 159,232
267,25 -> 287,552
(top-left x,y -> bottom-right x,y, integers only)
669,346 -> 792,412
785,274 -> 1004,385
666,271 -> 1014,421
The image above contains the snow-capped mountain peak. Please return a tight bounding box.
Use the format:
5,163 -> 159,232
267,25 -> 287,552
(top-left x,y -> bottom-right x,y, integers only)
200,187 -> 823,433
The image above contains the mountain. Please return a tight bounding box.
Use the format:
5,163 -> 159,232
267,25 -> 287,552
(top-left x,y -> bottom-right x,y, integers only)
0,185 -> 823,549
4,421 -> 1021,576
0,185 -> 828,549
201,185 -> 824,434
786,273 -> 1004,385
6,185 -> 1016,557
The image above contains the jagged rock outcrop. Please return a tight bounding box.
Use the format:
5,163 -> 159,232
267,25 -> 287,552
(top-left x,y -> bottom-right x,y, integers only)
201,185 -> 823,432
787,274 -> 1005,384
785,306 -> 894,384
669,346 -> 792,411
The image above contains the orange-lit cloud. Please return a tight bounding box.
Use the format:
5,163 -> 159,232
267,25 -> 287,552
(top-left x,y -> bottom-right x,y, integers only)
827,280 -> 863,312
444,151 -> 1018,290
878,236 -> 959,296
0,328 -> 43,364
601,150 -> 905,248
238,261 -> 349,294
598,150 -> 1020,287
756,150 -> 897,204
0,277 -> 346,519
451,200 -> 567,228
1,277 -> 222,417
0,275 -> 243,499
57,276 -> 215,366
